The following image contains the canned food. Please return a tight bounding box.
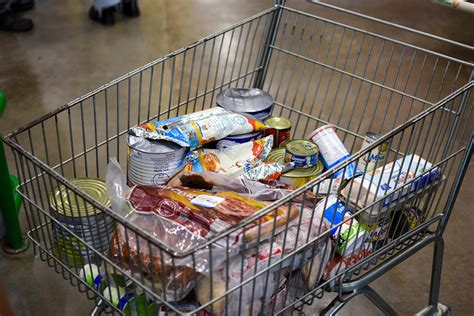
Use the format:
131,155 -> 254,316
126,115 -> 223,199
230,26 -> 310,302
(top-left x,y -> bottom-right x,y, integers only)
279,140 -> 289,148
216,130 -> 263,149
359,210 -> 392,243
389,206 -> 425,239
49,178 -> 114,267
264,116 -> 292,149
127,135 -> 188,186
284,139 -> 319,168
308,125 -> 359,179
216,88 -> 274,120
265,148 -> 323,187
360,132 -> 391,172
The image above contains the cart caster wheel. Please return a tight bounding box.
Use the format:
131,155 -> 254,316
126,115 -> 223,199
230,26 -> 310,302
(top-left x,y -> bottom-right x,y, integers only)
416,303 -> 452,316
2,237 -> 30,254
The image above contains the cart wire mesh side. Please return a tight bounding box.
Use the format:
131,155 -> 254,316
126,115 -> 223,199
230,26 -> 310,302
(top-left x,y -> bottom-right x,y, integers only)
4,2 -> 473,315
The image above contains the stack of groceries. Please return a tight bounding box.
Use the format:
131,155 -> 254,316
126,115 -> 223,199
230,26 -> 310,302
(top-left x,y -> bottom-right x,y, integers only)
47,88 -> 443,315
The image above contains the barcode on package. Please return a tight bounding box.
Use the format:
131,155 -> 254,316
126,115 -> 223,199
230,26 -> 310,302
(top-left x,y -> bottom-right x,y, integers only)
191,195 -> 225,208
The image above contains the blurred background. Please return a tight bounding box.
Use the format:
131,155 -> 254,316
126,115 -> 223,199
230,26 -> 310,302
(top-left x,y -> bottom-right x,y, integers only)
0,0 -> 472,315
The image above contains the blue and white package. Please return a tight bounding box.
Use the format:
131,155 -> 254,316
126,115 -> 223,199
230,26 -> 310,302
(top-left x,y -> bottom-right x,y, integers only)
341,154 -> 443,214
308,125 -> 361,179
130,107 -> 266,150
315,195 -> 367,256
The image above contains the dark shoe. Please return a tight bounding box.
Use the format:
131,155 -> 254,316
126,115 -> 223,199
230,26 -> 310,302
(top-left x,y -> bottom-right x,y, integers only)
0,9 -> 33,32
9,0 -> 35,13
122,0 -> 139,17
89,5 -> 115,26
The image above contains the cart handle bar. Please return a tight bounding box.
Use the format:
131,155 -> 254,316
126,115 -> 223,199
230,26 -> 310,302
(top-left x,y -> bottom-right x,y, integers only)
304,0 -> 473,51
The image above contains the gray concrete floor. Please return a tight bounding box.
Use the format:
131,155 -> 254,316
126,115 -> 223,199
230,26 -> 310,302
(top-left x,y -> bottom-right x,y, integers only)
0,0 -> 473,315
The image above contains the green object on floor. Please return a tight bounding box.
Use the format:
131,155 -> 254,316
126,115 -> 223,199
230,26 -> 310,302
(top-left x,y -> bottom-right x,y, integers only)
0,91 -> 28,251
0,91 -> 6,117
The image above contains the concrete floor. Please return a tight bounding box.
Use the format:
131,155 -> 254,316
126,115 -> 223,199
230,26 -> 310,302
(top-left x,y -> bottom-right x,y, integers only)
0,0 -> 473,315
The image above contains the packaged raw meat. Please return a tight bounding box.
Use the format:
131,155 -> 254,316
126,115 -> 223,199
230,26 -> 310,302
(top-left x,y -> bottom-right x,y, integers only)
129,107 -> 266,150
106,159 -> 300,300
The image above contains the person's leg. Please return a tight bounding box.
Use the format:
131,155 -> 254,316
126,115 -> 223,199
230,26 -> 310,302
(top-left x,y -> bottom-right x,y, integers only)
121,0 -> 139,18
9,0 -> 34,13
89,0 -> 120,26
0,0 -> 33,32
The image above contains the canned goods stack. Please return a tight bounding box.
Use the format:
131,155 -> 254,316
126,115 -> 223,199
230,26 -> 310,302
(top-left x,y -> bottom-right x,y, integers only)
264,116 -> 291,149
265,147 -> 324,187
127,135 -> 188,186
49,178 -> 113,267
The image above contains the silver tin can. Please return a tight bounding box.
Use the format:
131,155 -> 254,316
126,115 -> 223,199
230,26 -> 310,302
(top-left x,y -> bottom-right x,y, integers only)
360,132 -> 390,172
216,88 -> 274,120
127,135 -> 188,186
215,130 -> 263,149
49,178 -> 114,267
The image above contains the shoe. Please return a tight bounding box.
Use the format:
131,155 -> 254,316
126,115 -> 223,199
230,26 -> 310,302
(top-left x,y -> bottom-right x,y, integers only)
0,9 -> 33,32
89,5 -> 115,26
9,0 -> 35,13
122,0 -> 139,17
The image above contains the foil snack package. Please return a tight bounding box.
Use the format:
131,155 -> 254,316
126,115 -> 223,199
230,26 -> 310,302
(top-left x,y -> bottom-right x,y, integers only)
242,162 -> 295,181
187,136 -> 273,175
129,107 -> 266,150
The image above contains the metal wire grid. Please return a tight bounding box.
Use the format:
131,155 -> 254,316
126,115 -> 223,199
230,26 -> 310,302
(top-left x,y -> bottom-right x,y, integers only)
4,3 -> 473,315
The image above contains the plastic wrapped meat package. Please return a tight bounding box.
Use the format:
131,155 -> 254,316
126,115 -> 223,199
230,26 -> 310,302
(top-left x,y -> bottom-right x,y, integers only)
106,159 -> 300,301
196,203 -> 332,315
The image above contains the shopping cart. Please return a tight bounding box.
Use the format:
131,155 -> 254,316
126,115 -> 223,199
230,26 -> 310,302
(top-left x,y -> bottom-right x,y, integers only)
4,0 -> 473,315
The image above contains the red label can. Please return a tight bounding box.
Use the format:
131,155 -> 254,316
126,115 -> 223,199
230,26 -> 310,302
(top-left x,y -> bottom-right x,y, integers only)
264,117 -> 292,149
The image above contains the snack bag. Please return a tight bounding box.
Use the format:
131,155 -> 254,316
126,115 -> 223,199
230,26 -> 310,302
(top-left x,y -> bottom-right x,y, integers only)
130,107 -> 266,150
187,136 -> 273,175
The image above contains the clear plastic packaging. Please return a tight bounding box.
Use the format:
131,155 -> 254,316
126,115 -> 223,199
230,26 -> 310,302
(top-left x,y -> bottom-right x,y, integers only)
196,203 -> 331,315
168,171 -> 322,205
106,159 -> 300,300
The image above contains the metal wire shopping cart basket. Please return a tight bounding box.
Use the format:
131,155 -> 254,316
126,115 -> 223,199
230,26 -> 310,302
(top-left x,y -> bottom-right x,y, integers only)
4,1 -> 473,315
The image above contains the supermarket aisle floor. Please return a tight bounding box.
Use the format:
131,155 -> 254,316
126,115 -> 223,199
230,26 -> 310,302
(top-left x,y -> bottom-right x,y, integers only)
0,0 -> 473,315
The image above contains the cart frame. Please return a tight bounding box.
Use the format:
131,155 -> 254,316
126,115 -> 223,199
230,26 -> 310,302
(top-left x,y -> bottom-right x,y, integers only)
4,0 -> 473,315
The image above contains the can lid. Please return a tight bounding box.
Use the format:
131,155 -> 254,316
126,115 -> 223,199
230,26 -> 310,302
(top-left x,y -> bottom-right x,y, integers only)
264,116 -> 292,130
265,148 -> 324,177
216,88 -> 273,113
365,132 -> 381,142
264,148 -> 286,163
50,178 -> 111,218
283,160 -> 324,178
285,139 -> 319,156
